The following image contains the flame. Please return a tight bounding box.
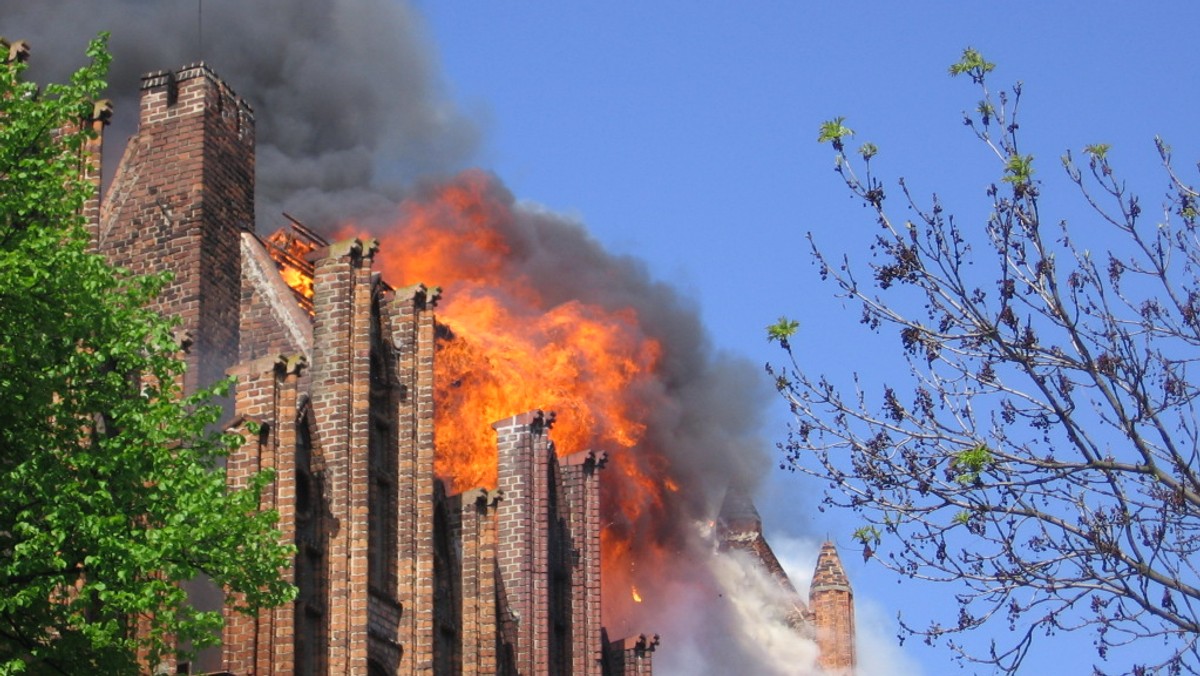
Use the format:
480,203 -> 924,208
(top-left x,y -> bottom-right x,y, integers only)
278,266 -> 313,300
331,170 -> 682,631
631,585 -> 643,603
264,223 -> 323,310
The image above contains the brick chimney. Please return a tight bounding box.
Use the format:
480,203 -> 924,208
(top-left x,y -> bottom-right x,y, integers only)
810,541 -> 856,674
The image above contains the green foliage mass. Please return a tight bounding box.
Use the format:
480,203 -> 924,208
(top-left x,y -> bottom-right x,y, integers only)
0,36 -> 293,673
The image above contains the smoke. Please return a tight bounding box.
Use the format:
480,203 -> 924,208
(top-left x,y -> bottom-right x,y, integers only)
707,550 -> 823,674
2,0 -> 478,229
774,535 -> 927,676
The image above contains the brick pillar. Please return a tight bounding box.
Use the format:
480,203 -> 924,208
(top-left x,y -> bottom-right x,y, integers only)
220,355 -> 272,675
562,450 -> 607,676
97,63 -> 254,395
457,488 -> 501,675
267,355 -> 304,674
309,237 -> 378,675
810,541 -> 856,675
80,100 -> 110,240
495,410 -> 555,675
221,354 -> 305,674
386,283 -> 439,674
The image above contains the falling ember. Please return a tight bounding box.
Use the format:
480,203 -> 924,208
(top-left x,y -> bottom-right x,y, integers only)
631,586 -> 643,603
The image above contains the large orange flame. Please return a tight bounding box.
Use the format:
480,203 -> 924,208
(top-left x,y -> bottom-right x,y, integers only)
333,169 -> 680,630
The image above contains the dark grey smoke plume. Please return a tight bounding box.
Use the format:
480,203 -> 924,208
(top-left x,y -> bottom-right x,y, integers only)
498,195 -> 773,512
3,0 -> 478,229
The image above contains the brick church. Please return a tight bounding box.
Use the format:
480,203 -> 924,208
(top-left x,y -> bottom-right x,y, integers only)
80,58 -> 856,675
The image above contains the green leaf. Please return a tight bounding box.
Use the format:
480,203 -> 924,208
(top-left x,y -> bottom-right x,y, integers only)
767,316 -> 800,343
951,443 -> 994,485
1002,153 -> 1035,185
948,47 -> 995,80
818,116 -> 854,146
0,34 -> 291,671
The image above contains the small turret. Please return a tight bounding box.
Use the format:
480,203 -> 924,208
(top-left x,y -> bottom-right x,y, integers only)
809,541 -> 855,674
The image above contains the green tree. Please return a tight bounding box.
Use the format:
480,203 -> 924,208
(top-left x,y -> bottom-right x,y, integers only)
0,36 -> 293,673
770,49 -> 1200,674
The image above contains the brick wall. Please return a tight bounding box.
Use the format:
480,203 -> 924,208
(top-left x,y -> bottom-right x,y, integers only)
561,450 -> 606,676
91,58 -> 666,676
222,354 -> 306,674
453,489 -> 501,675
493,413 -> 612,675
293,399 -> 332,676
601,632 -> 658,676
80,103 -> 109,239
494,411 -> 554,674
74,54 -> 893,676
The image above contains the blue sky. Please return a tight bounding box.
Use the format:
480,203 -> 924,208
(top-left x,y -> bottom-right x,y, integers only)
412,3 -> 1200,673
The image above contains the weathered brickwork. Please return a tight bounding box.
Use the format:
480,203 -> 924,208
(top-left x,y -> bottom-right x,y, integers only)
810,542 -> 856,675
560,450 -> 606,676
223,354 -> 307,674
97,63 -> 253,396
492,412 -> 610,675
90,61 -> 857,675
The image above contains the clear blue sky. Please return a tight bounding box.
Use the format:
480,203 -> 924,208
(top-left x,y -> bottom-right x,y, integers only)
412,3 -> 1200,673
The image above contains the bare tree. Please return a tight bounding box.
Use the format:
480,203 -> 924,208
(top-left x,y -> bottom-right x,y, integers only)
768,49 -> 1200,674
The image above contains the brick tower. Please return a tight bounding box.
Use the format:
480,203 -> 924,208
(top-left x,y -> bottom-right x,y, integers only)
810,541 -> 856,674
92,61 -> 662,675
98,63 -> 254,395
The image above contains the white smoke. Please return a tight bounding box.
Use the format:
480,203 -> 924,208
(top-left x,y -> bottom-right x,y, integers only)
709,549 -> 823,675
638,528 -> 827,676
773,535 -> 927,676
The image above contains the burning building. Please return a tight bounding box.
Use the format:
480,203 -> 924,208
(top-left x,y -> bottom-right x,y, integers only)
83,58 -> 856,675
